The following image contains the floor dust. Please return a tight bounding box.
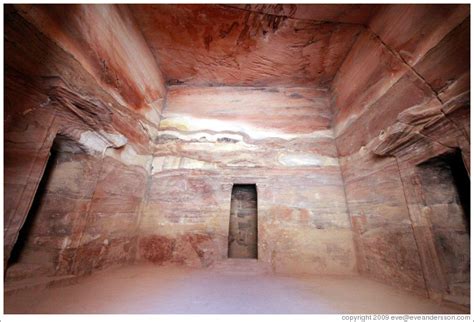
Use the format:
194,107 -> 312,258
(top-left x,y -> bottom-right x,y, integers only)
4,263 -> 464,314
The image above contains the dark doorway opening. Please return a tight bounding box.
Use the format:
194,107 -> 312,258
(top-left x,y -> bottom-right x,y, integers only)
228,184 -> 258,259
449,150 -> 470,233
417,150 -> 470,233
7,135 -> 89,280
416,149 -> 470,294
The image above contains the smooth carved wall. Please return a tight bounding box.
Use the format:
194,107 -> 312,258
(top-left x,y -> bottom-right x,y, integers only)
137,86 -> 357,274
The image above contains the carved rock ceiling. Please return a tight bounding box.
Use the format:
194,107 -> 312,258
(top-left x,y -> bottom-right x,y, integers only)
129,4 -> 376,87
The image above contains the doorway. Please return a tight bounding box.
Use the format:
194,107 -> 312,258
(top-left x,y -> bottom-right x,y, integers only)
416,150 -> 470,294
6,135 -> 88,280
6,141 -> 58,278
228,184 -> 258,259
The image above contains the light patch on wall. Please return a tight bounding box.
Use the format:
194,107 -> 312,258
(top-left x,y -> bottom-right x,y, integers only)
159,116 -> 334,140
151,155 -> 217,174
157,130 -> 245,143
78,130 -> 127,154
99,131 -> 128,148
278,153 -> 339,167
79,131 -> 110,153
106,145 -> 153,170
143,99 -> 164,125
139,120 -> 161,141
184,143 -> 259,152
226,160 -> 258,168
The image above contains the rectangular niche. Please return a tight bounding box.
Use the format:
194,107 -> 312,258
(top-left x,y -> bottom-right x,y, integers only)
228,184 -> 258,259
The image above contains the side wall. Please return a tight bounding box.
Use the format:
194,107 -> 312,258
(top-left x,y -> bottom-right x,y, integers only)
331,4 -> 470,306
6,150 -> 102,279
70,155 -> 148,275
16,4 -> 166,123
4,5 -> 161,274
137,86 -> 358,275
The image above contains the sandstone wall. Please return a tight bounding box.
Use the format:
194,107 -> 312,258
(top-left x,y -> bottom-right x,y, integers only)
4,5 -> 160,273
137,86 -> 357,275
6,150 -> 102,279
69,154 -> 149,274
416,154 -> 470,305
16,4 -> 166,124
331,4 -> 470,306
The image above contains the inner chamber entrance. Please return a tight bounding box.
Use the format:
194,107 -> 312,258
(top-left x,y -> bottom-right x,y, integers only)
228,184 -> 258,259
416,150 -> 470,294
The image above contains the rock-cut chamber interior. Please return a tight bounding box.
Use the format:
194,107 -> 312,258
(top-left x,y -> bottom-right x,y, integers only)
3,3 -> 471,315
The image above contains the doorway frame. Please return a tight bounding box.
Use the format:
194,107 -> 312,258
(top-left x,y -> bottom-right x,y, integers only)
227,183 -> 259,259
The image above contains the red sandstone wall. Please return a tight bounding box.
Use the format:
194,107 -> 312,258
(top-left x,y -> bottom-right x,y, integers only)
71,156 -> 148,274
339,153 -> 427,295
16,4 -> 166,123
6,151 -> 102,279
331,4 -> 470,306
136,86 -> 357,274
416,156 -> 470,305
4,5 -> 161,273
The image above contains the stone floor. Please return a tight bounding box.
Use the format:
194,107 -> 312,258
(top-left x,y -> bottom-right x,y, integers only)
4,263 -> 465,314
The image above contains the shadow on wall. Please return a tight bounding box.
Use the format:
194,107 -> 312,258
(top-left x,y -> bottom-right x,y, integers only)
5,135 -> 92,280
7,146 -> 58,271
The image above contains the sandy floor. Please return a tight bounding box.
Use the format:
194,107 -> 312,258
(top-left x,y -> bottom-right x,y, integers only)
5,263 -> 464,314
